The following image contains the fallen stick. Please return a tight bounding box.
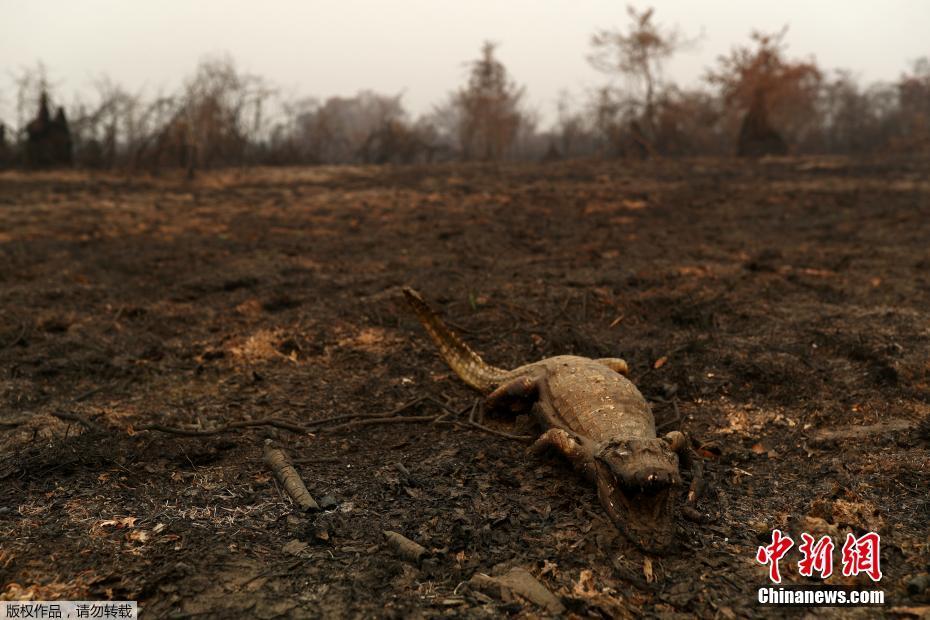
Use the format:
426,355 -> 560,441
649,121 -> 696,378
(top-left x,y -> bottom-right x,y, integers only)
454,420 -> 533,442
263,440 -> 319,511
137,396 -> 455,437
810,419 -> 913,445
300,396 -> 433,428
469,567 -> 564,614
137,418 -> 313,437
383,530 -> 427,565
134,395 -> 530,441
328,415 -> 439,432
52,411 -> 105,433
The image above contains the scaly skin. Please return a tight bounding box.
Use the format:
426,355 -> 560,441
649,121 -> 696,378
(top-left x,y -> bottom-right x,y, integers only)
403,288 -> 696,552
518,356 -> 655,442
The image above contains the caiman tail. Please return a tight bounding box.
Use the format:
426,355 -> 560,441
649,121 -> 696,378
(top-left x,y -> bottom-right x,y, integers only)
402,288 -> 509,393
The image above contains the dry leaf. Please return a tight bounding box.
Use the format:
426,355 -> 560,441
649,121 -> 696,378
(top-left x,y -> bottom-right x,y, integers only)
654,356 -> 668,369
128,530 -> 150,543
98,516 -> 137,529
539,559 -> 558,577
572,569 -> 597,597
643,557 -> 655,583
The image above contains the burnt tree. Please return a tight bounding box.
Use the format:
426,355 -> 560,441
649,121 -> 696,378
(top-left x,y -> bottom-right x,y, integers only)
0,124 -> 9,167
25,92 -> 73,168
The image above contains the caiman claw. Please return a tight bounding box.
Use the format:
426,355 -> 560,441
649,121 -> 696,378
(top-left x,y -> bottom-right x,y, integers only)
663,430 -> 705,504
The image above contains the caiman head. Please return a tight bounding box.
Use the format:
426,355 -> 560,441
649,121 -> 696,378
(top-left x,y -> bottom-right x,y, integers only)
593,436 -> 682,553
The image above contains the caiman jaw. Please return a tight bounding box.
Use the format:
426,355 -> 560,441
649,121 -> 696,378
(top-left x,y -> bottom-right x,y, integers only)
596,468 -> 677,552
593,439 -> 682,553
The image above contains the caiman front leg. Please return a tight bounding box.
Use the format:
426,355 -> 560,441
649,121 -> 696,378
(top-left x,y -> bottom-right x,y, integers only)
528,428 -> 598,482
663,431 -> 705,504
527,398 -> 598,482
595,358 -> 630,377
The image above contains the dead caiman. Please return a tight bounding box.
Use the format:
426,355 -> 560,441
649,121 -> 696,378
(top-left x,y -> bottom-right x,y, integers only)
403,288 -> 701,552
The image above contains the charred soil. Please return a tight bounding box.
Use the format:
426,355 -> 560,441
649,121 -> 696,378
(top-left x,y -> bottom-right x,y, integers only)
1,158 -> 929,617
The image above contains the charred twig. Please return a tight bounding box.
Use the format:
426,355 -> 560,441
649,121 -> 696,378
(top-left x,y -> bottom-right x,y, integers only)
432,398 -> 530,441
51,411 -> 105,433
137,396 -> 452,437
72,385 -> 108,403
291,456 -> 341,465
263,440 -> 319,511
655,399 -> 681,432
327,396 -> 461,431
453,420 -> 533,442
73,378 -> 133,403
328,415 -> 439,431
236,559 -> 304,592
446,319 -> 497,337
0,417 -> 31,429
810,419 -> 912,445
1,323 -> 27,351
502,300 -> 543,324
467,399 -> 479,424
137,418 -> 314,437
469,567 -> 565,614
549,294 -> 573,326
308,395 -> 458,428
136,395 -> 500,439
435,399 -> 475,426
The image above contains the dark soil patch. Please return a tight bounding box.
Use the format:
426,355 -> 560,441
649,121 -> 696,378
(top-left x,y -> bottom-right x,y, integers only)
1,159 -> 928,617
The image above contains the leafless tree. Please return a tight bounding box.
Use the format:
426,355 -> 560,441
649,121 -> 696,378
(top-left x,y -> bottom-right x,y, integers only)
170,56 -> 274,174
454,42 -> 526,161
893,58 -> 930,152
588,6 -> 695,151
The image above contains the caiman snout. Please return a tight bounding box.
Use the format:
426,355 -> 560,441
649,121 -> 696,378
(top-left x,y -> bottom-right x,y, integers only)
627,466 -> 681,489
594,437 -> 682,552
595,437 -> 681,490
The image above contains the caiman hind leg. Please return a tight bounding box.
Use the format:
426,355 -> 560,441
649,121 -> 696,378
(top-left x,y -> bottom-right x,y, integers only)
484,375 -> 539,414
663,430 -> 705,504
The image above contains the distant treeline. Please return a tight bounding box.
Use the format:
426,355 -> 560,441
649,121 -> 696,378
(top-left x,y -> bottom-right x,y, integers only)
2,9 -> 928,172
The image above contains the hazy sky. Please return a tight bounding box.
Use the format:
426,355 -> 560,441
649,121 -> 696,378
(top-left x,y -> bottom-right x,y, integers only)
2,0 -> 928,126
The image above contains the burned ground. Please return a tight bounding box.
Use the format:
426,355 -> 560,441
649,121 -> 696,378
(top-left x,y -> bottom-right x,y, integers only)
0,158 -> 928,618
